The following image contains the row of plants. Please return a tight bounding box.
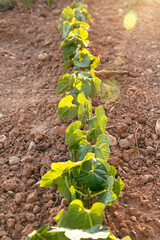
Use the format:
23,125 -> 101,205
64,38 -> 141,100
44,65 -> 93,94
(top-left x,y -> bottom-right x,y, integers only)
27,1 -> 131,240
0,0 -> 54,12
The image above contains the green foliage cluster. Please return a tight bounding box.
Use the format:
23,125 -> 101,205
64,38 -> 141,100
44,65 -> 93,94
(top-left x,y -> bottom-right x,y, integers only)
27,1 -> 131,240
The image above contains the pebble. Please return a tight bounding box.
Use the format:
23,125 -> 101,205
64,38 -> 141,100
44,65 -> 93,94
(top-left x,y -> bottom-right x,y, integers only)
38,52 -> 49,61
130,216 -> 137,222
107,133 -> 117,146
0,135 -> 7,143
21,155 -> 32,163
156,65 -> 160,68
28,141 -> 37,151
27,191 -> 38,203
119,138 -> 129,149
155,119 -> 160,135
9,156 -> 20,165
0,113 -> 4,118
145,68 -> 153,74
154,218 -> 160,227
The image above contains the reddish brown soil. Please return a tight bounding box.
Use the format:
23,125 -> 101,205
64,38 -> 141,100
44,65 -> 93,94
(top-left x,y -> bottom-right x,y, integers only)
0,0 -> 160,239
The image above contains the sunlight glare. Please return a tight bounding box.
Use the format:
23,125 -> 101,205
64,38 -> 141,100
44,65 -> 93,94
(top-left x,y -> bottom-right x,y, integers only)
123,10 -> 137,30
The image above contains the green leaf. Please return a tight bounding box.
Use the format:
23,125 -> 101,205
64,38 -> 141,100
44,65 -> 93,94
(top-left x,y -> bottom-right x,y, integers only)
65,121 -> 87,152
65,121 -> 82,142
58,95 -> 78,119
87,106 -> 107,142
64,225 -> 110,239
71,28 -> 88,40
98,190 -> 117,206
56,74 -> 70,95
56,199 -> 105,229
90,76 -> 101,97
77,157 -> 108,191
40,161 -> 76,188
75,53 -> 90,68
112,177 -> 124,202
98,176 -> 124,206
79,134 -> 110,161
27,225 -> 111,240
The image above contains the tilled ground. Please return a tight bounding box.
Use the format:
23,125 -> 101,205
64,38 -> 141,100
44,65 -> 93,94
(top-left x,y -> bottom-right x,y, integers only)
0,0 -> 160,239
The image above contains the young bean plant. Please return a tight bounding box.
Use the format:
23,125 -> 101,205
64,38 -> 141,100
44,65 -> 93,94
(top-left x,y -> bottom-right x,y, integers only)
27,1 -> 131,240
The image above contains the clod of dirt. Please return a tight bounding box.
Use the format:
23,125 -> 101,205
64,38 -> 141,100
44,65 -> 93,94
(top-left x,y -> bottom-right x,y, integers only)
119,138 -> 129,149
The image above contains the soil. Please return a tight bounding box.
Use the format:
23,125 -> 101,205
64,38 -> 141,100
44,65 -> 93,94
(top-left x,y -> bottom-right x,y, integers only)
0,0 -> 160,239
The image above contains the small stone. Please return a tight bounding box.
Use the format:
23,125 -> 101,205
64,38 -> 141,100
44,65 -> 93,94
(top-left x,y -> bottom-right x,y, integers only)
27,191 -> 38,203
154,218 -> 160,227
28,141 -> 36,151
119,138 -> 129,149
26,213 -> 35,222
108,133 -> 117,146
141,174 -> 154,184
0,135 -> 7,143
131,216 -> 137,222
22,224 -> 35,237
61,198 -> 69,207
38,53 -> 49,61
9,156 -> 20,165
156,65 -> 160,68
0,113 -> 4,118
7,218 -> 15,228
146,68 -> 153,74
21,155 -> 32,163
155,119 -> 160,135
15,192 -> 26,204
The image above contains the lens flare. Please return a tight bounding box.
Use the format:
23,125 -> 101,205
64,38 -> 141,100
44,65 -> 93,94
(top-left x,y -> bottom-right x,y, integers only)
123,10 -> 137,30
